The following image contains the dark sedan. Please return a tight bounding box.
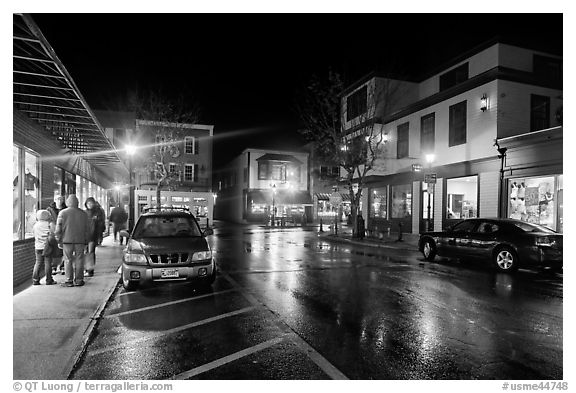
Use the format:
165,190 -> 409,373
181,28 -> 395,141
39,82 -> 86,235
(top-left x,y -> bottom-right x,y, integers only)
418,218 -> 562,273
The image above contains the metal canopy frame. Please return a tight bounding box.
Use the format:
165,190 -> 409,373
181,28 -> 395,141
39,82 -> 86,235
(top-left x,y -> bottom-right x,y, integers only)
13,14 -> 128,177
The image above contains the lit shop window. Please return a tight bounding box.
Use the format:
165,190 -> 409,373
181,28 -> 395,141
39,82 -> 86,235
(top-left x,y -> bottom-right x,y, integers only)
446,176 -> 478,219
12,147 -> 40,240
12,146 -> 21,240
508,175 -> 561,231
390,184 -> 412,218
370,187 -> 388,219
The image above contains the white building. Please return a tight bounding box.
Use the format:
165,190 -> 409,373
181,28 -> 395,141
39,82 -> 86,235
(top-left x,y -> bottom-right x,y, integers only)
215,148 -> 311,224
341,39 -> 562,235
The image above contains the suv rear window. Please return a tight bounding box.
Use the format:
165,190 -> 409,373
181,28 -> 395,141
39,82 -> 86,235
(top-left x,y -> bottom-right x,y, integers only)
133,216 -> 202,238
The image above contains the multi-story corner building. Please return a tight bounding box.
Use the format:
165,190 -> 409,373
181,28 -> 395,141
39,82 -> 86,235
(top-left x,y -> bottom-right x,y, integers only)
214,148 -> 312,224
340,39 -> 562,235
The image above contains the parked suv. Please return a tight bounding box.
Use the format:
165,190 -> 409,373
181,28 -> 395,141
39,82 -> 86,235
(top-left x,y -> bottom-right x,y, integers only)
120,207 -> 215,290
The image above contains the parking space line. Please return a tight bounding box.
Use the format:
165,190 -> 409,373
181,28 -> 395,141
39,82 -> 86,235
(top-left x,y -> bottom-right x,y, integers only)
170,336 -> 287,380
219,271 -> 349,380
88,306 -> 257,356
105,288 -> 237,318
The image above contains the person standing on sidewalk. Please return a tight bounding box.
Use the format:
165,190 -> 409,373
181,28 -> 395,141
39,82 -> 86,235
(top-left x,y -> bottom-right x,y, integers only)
84,197 -> 105,277
55,195 -> 89,287
95,200 -> 106,245
46,200 -> 64,274
32,210 -> 57,285
357,212 -> 366,240
109,203 -> 129,245
54,196 -> 68,274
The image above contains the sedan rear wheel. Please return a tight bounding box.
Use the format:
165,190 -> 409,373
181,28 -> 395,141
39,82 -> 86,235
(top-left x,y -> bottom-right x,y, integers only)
494,247 -> 518,273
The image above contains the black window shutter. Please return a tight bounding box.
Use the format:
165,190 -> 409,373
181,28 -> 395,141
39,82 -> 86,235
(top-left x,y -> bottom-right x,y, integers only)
193,164 -> 198,182
194,138 -> 199,155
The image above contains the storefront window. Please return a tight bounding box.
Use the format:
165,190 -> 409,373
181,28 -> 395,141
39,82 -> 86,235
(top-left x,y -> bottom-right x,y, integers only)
370,187 -> 387,219
13,146 -> 21,240
65,172 -> 76,197
557,175 -> 563,233
508,175 -> 559,231
446,176 -> 478,219
54,167 -> 64,201
391,184 -> 412,218
23,151 -> 40,239
422,182 -> 434,220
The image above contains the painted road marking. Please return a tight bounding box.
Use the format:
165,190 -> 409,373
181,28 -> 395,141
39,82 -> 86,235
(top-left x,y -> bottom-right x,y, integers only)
105,288 -> 237,318
170,336 -> 288,380
114,281 -> 209,298
88,306 -> 257,356
220,271 -> 349,380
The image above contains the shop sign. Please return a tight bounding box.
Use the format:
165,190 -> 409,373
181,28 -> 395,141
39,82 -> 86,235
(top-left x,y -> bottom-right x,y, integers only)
329,192 -> 342,205
425,174 -> 437,184
412,164 -> 423,172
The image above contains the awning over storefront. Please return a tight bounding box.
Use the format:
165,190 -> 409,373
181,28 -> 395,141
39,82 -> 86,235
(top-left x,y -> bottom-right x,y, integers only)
247,190 -> 272,204
256,153 -> 303,164
314,192 -> 351,202
276,190 -> 312,205
13,14 -> 128,179
248,189 -> 312,205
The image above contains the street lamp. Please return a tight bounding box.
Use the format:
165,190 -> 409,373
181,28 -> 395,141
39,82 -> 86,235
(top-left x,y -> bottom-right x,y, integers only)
425,154 -> 435,232
271,183 -> 276,227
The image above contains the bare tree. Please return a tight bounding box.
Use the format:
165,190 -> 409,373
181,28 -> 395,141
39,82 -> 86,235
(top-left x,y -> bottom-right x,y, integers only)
297,70 -> 398,237
129,89 -> 201,208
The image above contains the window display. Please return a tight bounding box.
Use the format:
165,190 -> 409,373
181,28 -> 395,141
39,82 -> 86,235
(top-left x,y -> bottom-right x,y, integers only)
446,176 -> 477,219
370,187 -> 387,219
13,146 -> 21,240
391,184 -> 412,218
508,175 -> 561,231
22,151 -> 39,239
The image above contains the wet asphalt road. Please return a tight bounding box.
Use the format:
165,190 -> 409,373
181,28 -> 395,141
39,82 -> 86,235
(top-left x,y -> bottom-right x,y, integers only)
72,224 -> 563,380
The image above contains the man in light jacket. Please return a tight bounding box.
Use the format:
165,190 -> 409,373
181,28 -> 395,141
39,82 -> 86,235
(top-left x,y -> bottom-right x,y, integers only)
55,195 -> 89,287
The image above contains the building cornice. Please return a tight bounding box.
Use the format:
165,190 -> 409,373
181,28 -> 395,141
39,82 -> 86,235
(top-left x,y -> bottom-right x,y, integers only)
378,66 -> 561,127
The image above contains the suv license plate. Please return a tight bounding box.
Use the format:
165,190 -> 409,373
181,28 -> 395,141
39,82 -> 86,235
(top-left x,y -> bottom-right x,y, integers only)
161,269 -> 179,278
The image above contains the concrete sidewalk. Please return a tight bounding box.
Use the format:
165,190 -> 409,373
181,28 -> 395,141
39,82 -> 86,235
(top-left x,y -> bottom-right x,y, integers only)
317,225 -> 421,252
13,236 -> 124,380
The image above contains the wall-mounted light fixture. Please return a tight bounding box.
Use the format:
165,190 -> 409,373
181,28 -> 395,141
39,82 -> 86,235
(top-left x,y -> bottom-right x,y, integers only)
480,94 -> 488,112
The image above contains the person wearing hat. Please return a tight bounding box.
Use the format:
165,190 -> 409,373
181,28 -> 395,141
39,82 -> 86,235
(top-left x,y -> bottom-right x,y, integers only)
84,197 -> 105,277
32,209 -> 57,285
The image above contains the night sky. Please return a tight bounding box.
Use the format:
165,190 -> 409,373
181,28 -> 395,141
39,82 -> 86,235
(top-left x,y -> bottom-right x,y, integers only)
31,13 -> 562,168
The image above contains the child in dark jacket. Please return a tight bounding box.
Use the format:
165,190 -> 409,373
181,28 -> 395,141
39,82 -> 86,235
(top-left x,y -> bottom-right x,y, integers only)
32,210 -> 57,285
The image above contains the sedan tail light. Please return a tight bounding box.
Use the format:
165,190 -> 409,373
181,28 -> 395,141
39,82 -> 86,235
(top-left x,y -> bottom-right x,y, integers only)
535,236 -> 555,247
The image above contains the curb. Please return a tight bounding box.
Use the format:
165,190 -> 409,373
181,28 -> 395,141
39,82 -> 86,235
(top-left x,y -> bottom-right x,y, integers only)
319,233 -> 419,252
66,269 -> 122,379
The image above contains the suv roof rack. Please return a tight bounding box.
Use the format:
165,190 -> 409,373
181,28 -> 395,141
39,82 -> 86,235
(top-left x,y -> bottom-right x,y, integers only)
142,206 -> 192,214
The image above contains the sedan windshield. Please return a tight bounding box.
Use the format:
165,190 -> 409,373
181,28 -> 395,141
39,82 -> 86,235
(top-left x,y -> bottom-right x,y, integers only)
133,216 -> 202,238
513,221 -> 556,234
